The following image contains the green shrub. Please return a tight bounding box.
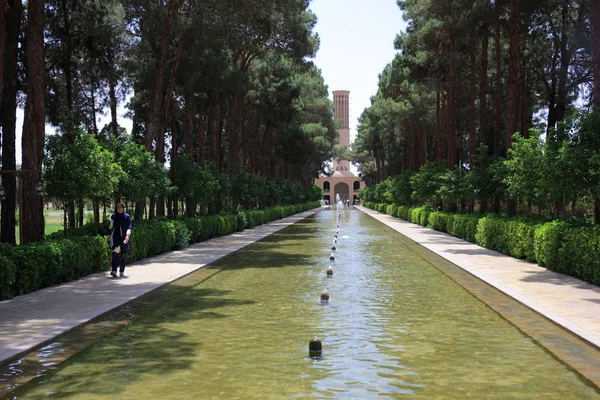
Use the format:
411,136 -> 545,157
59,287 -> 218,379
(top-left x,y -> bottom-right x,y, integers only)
172,220 -> 192,250
534,221 -> 565,269
0,255 -> 16,299
386,204 -> 398,217
397,206 -> 410,220
182,217 -> 203,243
557,226 -> 600,284
428,211 -> 450,233
475,215 -> 540,260
448,214 -> 480,243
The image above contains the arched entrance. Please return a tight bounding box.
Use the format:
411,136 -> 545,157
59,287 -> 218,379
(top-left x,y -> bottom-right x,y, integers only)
334,182 -> 350,202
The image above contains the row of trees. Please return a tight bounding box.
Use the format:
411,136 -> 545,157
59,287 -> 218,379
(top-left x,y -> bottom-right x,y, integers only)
0,0 -> 338,244
353,0 -> 600,222
361,114 -> 599,221
44,129 -> 323,230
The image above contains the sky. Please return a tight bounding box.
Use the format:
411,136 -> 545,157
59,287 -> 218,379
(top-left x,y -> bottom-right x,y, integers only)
14,0 -> 406,164
309,0 -> 406,140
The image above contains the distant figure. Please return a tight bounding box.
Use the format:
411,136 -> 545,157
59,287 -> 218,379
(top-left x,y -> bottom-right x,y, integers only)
107,203 -> 132,278
346,199 -> 350,208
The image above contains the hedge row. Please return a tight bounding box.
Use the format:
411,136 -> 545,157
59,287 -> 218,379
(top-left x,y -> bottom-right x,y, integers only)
363,202 -> 600,285
0,202 -> 320,300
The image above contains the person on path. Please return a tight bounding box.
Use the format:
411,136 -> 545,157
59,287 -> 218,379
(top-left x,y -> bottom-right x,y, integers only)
107,203 -> 132,278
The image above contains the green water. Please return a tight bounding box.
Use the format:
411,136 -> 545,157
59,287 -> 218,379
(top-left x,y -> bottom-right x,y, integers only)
8,210 -> 600,399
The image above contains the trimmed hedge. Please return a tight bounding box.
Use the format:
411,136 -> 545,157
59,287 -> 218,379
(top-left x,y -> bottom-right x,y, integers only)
0,201 -> 320,300
363,202 -> 600,286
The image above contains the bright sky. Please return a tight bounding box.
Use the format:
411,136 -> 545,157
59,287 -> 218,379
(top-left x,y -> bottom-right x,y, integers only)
309,0 -> 406,140
15,1 -> 405,164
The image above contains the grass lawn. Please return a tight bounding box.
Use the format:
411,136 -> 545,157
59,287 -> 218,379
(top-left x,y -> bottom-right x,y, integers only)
14,211 -> 71,244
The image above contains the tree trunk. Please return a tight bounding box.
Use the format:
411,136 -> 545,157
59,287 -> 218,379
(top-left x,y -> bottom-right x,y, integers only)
198,95 -> 206,166
170,100 -> 178,218
469,34 -> 477,166
93,197 -> 100,234
436,79 -> 442,166
108,50 -> 119,137
555,0 -> 571,126
68,201 -> 75,228
480,22 -> 490,153
505,0 -> 520,153
447,36 -> 456,170
0,0 -> 6,110
157,31 -> 185,218
145,0 -> 180,153
505,0 -> 519,216
591,0 -> 600,224
0,0 -> 21,244
78,199 -> 84,227
494,11 -> 502,156
61,0 -> 75,140
135,199 -> 145,221
592,0 -> 600,108
21,0 -> 45,245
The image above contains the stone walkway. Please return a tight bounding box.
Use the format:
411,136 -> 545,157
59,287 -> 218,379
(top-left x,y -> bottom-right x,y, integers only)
359,206 -> 600,350
0,209 -> 321,365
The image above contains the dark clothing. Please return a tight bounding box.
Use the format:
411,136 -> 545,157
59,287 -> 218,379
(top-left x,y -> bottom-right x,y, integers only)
112,244 -> 128,273
108,212 -> 132,274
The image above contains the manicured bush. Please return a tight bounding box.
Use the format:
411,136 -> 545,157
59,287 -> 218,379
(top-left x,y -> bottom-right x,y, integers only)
397,206 -> 411,220
475,215 -> 540,260
448,214 -> 480,243
410,206 -> 432,226
386,204 -> 398,217
428,211 -> 450,233
172,220 -> 192,250
0,254 -> 16,299
557,226 -> 600,285
0,236 -> 109,299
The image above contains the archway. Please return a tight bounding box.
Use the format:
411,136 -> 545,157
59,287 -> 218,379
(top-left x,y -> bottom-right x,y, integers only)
323,181 -> 330,192
334,182 -> 350,202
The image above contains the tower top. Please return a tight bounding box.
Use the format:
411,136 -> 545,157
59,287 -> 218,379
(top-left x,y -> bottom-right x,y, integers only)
332,90 -> 350,129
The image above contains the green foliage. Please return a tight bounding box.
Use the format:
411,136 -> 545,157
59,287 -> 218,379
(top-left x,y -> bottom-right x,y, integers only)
410,162 -> 445,205
0,236 -> 109,299
113,137 -> 171,203
427,211 -> 451,233
475,215 -> 542,261
557,226 -> 600,284
534,221 -> 566,268
172,221 -> 192,250
44,129 -> 121,204
0,254 -> 16,300
448,214 -> 480,243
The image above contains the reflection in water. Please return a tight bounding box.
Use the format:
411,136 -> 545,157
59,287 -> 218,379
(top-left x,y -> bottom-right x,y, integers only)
6,210 -> 600,399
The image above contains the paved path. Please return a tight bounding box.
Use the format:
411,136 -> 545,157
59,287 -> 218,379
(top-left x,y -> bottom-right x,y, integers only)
0,209 -> 321,365
359,206 -> 600,349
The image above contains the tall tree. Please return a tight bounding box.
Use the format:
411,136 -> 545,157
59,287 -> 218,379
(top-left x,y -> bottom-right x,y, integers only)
21,0 -> 45,244
0,0 -> 22,244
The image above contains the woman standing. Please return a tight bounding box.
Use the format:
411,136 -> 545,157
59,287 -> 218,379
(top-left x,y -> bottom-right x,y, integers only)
107,203 -> 132,278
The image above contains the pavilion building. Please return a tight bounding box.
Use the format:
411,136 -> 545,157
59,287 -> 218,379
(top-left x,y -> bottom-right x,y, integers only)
315,90 -> 365,204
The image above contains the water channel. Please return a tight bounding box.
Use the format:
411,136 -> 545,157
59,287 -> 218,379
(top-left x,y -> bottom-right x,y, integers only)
5,210 -> 600,399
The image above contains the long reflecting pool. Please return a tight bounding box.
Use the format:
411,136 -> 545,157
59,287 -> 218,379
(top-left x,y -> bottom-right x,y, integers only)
6,210 -> 600,399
